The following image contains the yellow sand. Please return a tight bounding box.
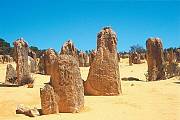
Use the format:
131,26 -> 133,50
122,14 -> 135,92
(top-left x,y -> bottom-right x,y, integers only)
0,59 -> 179,120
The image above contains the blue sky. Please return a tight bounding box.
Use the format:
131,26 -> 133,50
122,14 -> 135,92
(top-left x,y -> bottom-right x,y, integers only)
0,0 -> 179,52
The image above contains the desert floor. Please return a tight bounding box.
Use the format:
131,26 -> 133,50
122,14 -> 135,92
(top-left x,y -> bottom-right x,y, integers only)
0,58 -> 180,120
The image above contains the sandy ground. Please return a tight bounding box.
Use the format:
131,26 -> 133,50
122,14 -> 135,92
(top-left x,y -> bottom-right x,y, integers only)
0,59 -> 180,120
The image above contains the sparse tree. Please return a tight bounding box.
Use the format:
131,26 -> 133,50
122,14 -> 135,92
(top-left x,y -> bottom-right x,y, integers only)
30,46 -> 39,52
129,44 -> 146,53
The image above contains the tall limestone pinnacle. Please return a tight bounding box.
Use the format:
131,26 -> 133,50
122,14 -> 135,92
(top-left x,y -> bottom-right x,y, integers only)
146,37 -> 166,81
13,38 -> 33,85
84,27 -> 122,96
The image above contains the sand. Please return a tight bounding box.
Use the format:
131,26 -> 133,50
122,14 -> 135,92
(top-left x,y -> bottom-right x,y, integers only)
0,58 -> 179,120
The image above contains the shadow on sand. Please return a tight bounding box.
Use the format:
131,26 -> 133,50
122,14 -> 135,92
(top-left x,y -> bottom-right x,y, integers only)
173,82 -> 180,84
0,82 -> 20,87
121,77 -> 144,82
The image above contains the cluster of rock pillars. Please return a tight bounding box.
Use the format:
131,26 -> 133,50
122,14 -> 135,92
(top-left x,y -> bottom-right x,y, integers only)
3,27 -> 179,116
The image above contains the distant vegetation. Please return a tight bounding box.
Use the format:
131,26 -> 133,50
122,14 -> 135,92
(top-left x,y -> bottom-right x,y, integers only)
0,38 -> 179,58
0,38 -> 10,48
165,47 -> 180,52
0,38 -> 12,55
129,44 -> 146,53
0,38 -> 47,57
29,46 -> 47,58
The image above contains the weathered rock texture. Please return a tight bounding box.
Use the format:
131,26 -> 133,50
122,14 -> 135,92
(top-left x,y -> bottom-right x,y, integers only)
50,55 -> 84,113
9,56 -> 14,62
78,52 -> 89,67
168,49 -> 176,64
129,54 -> 133,66
84,53 -> 90,67
117,53 -> 121,62
0,55 -> 3,63
28,56 -> 36,73
13,38 -> 32,85
164,50 -> 169,62
5,64 -> 17,84
89,50 -> 96,66
44,48 -> 57,75
3,55 -> 11,63
38,54 -> 46,74
16,104 -> 40,117
28,49 -> 36,60
0,55 -> 13,64
146,38 -> 166,81
60,40 -> 78,59
121,54 -> 129,59
84,27 -> 121,96
79,52 -> 85,67
40,84 -> 59,115
165,49 -> 179,78
175,49 -> 180,62
166,62 -> 180,78
132,52 -> 141,64
28,49 -> 38,73
140,53 -> 146,60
